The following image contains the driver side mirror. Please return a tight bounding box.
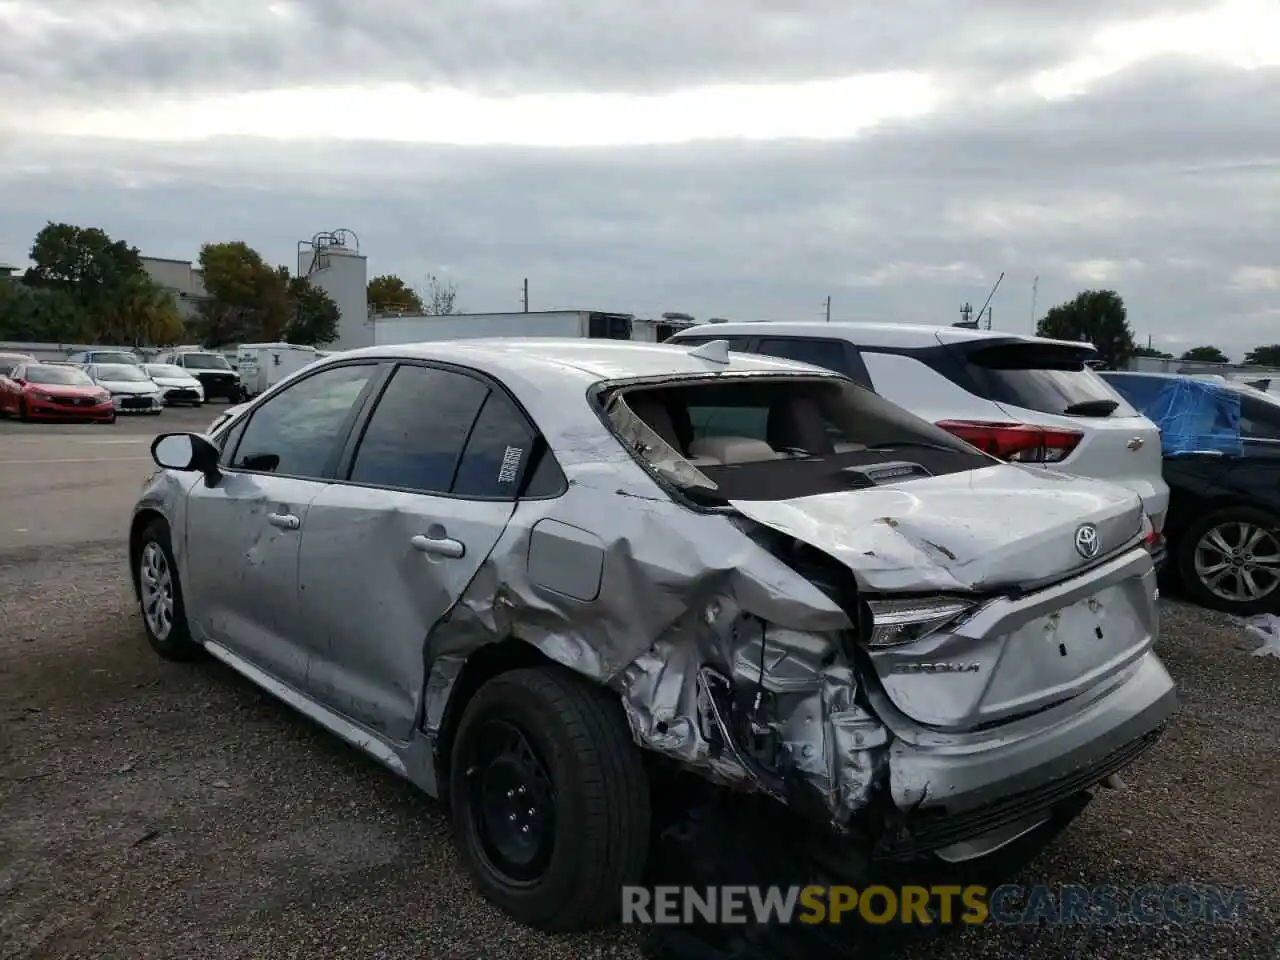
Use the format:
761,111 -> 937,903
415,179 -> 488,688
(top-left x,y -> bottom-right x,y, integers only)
151,432 -> 222,486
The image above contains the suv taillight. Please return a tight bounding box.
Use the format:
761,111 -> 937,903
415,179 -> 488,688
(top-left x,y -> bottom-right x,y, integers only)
936,420 -> 1083,463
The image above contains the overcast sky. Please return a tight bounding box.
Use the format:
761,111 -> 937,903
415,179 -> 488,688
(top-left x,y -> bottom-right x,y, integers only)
1,0 -> 1277,358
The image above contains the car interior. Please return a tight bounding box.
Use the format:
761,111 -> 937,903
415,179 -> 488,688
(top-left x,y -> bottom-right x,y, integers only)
616,379 -> 991,500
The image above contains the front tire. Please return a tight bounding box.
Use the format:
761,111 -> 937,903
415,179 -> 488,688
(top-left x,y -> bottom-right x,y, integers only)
449,666 -> 651,932
1176,505 -> 1280,615
135,520 -> 201,661
17,398 -> 30,422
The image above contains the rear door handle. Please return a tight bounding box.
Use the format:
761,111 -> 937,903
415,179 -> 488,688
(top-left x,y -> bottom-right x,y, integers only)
411,534 -> 465,559
267,512 -> 300,530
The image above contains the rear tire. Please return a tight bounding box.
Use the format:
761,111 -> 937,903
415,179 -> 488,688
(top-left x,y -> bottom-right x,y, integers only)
449,666 -> 651,932
1176,505 -> 1280,615
135,520 -> 201,661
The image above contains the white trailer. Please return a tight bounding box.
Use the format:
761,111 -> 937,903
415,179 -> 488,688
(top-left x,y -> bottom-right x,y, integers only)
236,342 -> 323,396
371,310 -> 634,346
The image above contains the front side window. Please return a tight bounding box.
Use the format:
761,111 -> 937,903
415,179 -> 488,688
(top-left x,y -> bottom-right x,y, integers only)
228,364 -> 377,479
1239,394 -> 1280,442
348,365 -> 489,494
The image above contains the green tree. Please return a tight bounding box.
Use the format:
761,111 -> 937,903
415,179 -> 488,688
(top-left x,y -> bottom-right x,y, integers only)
1243,344 -> 1280,367
25,222 -> 145,323
1036,290 -> 1135,369
194,241 -> 290,347
0,281 -> 88,342
367,274 -> 423,314
283,277 -> 340,345
98,275 -> 186,346
421,274 -> 459,315
1180,345 -> 1229,363
1132,345 -> 1173,359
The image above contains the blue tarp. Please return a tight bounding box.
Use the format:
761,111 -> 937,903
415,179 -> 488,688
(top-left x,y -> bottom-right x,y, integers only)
1110,376 -> 1242,457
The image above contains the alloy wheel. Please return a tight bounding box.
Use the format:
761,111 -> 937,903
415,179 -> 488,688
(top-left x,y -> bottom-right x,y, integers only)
139,541 -> 175,641
1194,521 -> 1280,605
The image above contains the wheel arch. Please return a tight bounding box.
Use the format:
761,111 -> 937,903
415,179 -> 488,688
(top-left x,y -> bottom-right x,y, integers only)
431,638 -> 595,794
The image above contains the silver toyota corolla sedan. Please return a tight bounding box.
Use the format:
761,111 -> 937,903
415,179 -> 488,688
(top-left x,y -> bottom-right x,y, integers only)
129,337 -> 1178,931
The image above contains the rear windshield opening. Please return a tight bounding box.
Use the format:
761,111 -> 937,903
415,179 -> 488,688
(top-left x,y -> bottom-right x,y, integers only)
962,343 -> 1138,418
606,376 -> 994,502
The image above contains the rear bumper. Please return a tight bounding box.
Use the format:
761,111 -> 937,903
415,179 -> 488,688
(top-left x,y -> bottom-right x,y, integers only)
873,651 -> 1177,858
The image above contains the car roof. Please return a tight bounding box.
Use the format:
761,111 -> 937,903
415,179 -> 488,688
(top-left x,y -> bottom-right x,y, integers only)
669,320 -> 1095,353
330,337 -> 838,387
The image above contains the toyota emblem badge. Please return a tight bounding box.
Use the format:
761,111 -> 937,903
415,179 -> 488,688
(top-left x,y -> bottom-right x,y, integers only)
1074,523 -> 1101,559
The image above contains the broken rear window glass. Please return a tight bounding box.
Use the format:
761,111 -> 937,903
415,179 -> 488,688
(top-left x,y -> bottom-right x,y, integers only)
606,375 -> 994,502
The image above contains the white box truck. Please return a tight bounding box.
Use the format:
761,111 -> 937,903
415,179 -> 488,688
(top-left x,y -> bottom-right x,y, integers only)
237,342 -> 323,397
371,310 -> 634,346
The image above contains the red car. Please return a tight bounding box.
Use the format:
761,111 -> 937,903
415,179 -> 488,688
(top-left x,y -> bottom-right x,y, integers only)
0,362 -> 116,423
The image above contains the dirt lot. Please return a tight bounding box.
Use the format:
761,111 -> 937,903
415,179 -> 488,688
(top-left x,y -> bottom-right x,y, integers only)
1,410 -> 1278,959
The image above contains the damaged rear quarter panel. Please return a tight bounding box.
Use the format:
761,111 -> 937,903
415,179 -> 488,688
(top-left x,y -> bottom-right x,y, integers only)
422,412 -> 891,825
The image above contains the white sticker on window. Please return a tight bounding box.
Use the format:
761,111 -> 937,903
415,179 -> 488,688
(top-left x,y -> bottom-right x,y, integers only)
498,445 -> 524,484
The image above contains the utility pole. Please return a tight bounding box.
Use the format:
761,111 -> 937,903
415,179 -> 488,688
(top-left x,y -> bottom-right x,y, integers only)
824,296 -> 831,323
1030,275 -> 1039,330
984,306 -> 992,330
521,278 -> 529,313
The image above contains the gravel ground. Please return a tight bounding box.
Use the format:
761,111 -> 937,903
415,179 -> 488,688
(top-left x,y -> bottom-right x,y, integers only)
2,543 -> 1278,959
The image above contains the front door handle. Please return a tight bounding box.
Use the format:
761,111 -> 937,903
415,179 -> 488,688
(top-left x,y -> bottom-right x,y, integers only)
267,512 -> 301,530
411,534 -> 465,559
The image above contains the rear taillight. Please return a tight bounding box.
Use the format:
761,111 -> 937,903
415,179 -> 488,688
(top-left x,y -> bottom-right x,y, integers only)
936,420 -> 1083,463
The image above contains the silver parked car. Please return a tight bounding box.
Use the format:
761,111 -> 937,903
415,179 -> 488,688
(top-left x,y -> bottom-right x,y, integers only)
130,338 -> 1177,931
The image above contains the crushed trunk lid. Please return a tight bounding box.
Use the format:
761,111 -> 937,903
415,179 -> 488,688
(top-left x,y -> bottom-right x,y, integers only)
728,463 -> 1145,594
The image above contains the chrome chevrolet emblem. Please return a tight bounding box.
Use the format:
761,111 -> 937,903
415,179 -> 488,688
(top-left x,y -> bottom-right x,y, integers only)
1075,523 -> 1101,559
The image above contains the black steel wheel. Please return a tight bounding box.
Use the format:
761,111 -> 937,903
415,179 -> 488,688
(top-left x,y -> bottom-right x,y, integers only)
449,666 -> 651,932
465,719 -> 557,884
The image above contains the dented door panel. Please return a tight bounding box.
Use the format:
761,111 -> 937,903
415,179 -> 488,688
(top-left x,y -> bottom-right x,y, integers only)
299,484 -> 515,741
183,471 -> 325,691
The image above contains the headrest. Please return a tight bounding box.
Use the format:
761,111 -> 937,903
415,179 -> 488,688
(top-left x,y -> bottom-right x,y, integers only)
767,395 -> 834,455
687,436 -> 780,464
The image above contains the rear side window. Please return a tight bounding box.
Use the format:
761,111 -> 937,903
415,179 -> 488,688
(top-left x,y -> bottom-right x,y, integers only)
754,337 -> 869,386
960,343 -> 1138,418
452,389 -> 564,498
349,365 -> 489,494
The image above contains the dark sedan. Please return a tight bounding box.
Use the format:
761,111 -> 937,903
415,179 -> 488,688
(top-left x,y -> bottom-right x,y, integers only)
1103,371 -> 1280,616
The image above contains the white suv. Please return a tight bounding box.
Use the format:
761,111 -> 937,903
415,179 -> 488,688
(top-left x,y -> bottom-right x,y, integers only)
668,321 -> 1169,547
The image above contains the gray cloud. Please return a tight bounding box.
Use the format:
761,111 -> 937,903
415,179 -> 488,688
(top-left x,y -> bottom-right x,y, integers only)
1,20 -> 1277,360
0,0 -> 1211,102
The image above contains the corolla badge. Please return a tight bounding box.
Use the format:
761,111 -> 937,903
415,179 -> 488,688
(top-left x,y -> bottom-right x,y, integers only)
1074,523 -> 1101,559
